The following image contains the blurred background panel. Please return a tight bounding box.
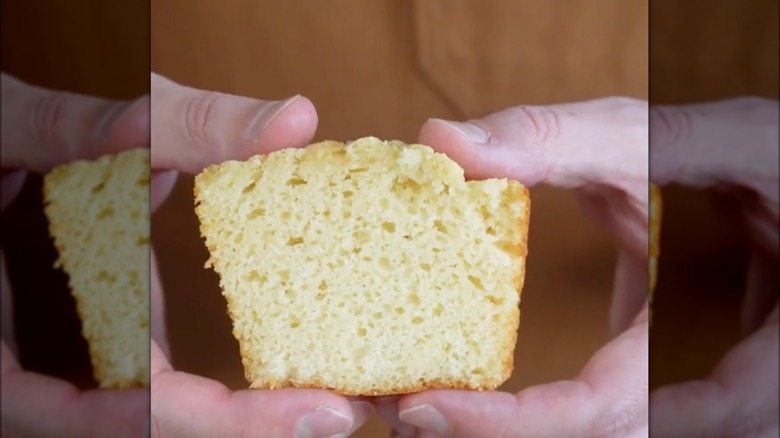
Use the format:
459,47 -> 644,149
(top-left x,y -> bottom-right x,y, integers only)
1,0 -> 148,387
151,1 -> 647,436
650,0 -> 778,104
1,0 -> 148,98
649,0 -> 778,388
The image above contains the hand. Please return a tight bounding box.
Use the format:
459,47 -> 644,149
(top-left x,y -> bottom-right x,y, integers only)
377,98 -> 650,437
649,98 -> 779,437
0,73 -> 149,436
149,73 -> 374,437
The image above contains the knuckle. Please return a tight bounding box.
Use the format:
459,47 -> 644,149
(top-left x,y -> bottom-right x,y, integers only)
650,105 -> 693,146
33,91 -> 68,149
184,91 -> 221,147
513,105 -> 562,144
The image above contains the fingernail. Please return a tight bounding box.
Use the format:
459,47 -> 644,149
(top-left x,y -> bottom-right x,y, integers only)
102,96 -> 150,149
243,95 -> 301,142
399,404 -> 451,436
114,96 -> 149,127
433,119 -> 489,144
295,406 -> 353,438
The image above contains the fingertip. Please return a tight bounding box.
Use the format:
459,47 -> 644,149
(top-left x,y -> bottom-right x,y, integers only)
397,389 -> 495,413
418,118 -> 472,153
396,390 -> 519,437
418,118 -> 499,180
418,118 -> 450,146
1,170 -> 28,212
347,400 -> 375,433
374,396 -> 415,436
252,387 -> 356,421
259,95 -> 318,151
253,389 -> 357,437
103,95 -> 151,152
150,169 -> 178,212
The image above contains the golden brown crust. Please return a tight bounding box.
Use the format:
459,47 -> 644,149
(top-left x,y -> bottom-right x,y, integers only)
248,377 -> 506,396
499,181 -> 530,387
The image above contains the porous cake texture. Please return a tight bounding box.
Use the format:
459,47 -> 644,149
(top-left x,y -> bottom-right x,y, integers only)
44,148 -> 150,389
195,137 -> 530,395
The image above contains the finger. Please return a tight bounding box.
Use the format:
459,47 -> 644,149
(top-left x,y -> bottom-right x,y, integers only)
417,97 -> 648,191
609,251 -> 650,336
150,251 -> 170,358
151,169 -> 179,213
741,254 -> 779,335
345,398 -> 376,437
150,73 -> 318,173
1,73 -> 149,173
650,99 -> 779,262
650,98 -> 779,203
1,253 -> 17,355
151,341 -> 368,438
708,186 -> 779,272
1,343 -> 149,437
375,396 -> 417,437
577,187 -> 649,336
418,97 -> 649,261
396,307 -> 648,437
417,99 -> 651,343
0,170 -> 27,212
650,307 -> 779,437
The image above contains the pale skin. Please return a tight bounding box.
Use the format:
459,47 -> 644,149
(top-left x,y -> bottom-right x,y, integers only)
2,72 -> 776,437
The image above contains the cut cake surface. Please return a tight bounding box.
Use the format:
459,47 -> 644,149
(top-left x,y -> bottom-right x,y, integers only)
194,137 -> 529,395
43,148 -> 150,389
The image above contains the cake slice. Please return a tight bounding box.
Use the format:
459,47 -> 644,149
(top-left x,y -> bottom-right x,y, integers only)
194,137 -> 530,395
43,148 -> 150,389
